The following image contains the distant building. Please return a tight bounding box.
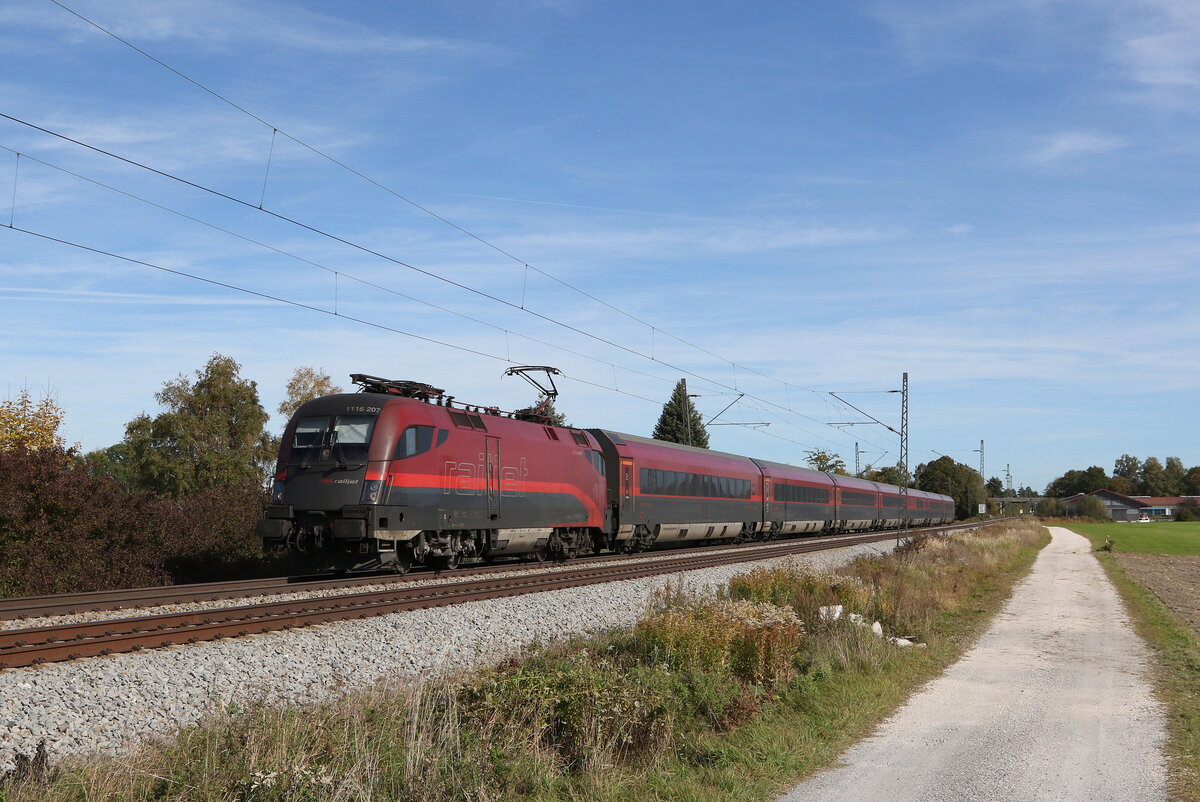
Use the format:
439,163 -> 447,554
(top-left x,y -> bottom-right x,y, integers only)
1060,489 -> 1199,520
1132,497 -> 1193,519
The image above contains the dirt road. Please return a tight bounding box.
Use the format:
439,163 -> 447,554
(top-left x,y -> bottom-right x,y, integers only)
777,526 -> 1166,802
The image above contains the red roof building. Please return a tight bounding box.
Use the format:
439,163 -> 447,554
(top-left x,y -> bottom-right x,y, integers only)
1061,489 -> 1200,520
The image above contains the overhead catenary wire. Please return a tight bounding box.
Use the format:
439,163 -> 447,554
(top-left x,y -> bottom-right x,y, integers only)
6,208 -> 885,457
11,220 -> 873,458
43,0 -> 828,401
6,222 -> 666,408
36,1 -> 913,456
0,143 -> 685,396
0,111 -> 880,449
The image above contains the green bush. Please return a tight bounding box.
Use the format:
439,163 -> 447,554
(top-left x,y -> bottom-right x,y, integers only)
1176,500 -> 1200,522
460,649 -> 675,772
0,446 -> 281,597
1070,495 -> 1109,520
1036,497 -> 1067,517
727,563 -> 873,632
634,597 -> 804,686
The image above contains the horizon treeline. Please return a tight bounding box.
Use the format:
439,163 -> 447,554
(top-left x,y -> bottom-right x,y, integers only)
1044,454 -> 1200,499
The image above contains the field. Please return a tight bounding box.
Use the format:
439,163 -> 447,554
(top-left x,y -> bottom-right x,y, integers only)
1067,521 -> 1200,556
1068,520 -> 1200,638
1068,521 -> 1200,799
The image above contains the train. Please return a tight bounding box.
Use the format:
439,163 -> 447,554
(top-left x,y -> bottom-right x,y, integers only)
258,375 -> 955,573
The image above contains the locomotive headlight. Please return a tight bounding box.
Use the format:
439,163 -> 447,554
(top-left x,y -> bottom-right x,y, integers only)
360,479 -> 383,504
271,480 -> 285,503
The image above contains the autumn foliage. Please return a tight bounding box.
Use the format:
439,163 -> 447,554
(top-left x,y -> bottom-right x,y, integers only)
0,446 -> 277,597
0,389 -> 67,451
0,359 -> 312,597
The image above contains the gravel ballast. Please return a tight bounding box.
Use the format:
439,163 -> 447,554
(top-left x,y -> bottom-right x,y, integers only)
0,541 -> 890,771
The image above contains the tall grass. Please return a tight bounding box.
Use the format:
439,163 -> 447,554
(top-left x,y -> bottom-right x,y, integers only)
0,520 -> 1046,802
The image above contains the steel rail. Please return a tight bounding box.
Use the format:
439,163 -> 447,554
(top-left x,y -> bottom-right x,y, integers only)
0,520 -> 1001,671
0,522 -> 990,621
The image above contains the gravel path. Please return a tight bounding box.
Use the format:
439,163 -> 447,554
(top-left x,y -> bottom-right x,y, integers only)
777,526 -> 1168,802
0,540 -> 891,772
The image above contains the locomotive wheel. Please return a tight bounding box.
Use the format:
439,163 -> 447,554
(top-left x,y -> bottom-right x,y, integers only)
529,547 -> 548,563
431,552 -> 461,571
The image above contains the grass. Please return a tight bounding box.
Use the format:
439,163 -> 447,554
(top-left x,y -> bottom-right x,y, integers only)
1067,521 -> 1200,555
1084,543 -> 1200,800
0,520 -> 1048,802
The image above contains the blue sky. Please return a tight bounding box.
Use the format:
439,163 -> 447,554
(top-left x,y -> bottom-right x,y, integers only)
2,0 -> 1197,492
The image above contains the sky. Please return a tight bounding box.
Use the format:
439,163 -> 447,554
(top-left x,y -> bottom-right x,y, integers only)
1,0 -> 1198,493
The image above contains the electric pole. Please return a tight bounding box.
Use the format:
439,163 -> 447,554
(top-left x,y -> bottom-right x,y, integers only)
682,378 -> 691,446
855,442 -> 861,476
897,372 -> 909,546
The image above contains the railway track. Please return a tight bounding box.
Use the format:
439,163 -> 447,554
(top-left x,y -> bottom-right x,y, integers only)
0,521 -> 999,671
0,523 -> 986,621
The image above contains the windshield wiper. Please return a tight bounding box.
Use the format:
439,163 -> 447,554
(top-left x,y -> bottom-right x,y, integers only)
329,429 -> 364,471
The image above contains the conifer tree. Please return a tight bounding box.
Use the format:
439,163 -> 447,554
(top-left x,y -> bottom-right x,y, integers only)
651,379 -> 709,448
513,398 -> 568,426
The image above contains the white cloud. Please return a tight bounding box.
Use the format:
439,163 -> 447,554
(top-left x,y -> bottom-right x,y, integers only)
11,1 -> 502,60
1026,131 -> 1126,165
1111,0 -> 1200,103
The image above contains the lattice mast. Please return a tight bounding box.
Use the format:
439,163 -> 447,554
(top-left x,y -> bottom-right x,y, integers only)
897,372 -> 909,545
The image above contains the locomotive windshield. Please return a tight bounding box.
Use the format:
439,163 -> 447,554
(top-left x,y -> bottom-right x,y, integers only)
290,413 -> 377,464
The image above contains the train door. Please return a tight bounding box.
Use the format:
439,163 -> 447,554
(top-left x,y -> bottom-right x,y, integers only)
763,477 -> 771,520
485,436 -> 500,520
620,459 -> 635,522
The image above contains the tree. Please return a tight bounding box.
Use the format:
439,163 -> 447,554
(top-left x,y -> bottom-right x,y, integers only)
1184,466 -> 1200,496
651,380 -> 709,448
278,367 -> 342,418
1140,457 -> 1167,496
915,456 -> 985,519
513,398 -> 568,427
1044,466 -> 1110,498
1177,499 -> 1200,522
1164,457 -> 1186,496
804,449 -> 848,475
84,440 -> 137,486
1109,475 -> 1136,496
114,354 -> 275,498
1113,454 -> 1140,482
862,463 -> 908,486
985,476 -> 1005,497
0,389 -> 67,451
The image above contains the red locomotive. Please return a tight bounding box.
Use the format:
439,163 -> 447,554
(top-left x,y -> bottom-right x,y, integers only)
258,375 -> 955,573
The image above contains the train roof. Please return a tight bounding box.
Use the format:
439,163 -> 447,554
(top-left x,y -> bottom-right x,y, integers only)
595,430 -> 757,463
